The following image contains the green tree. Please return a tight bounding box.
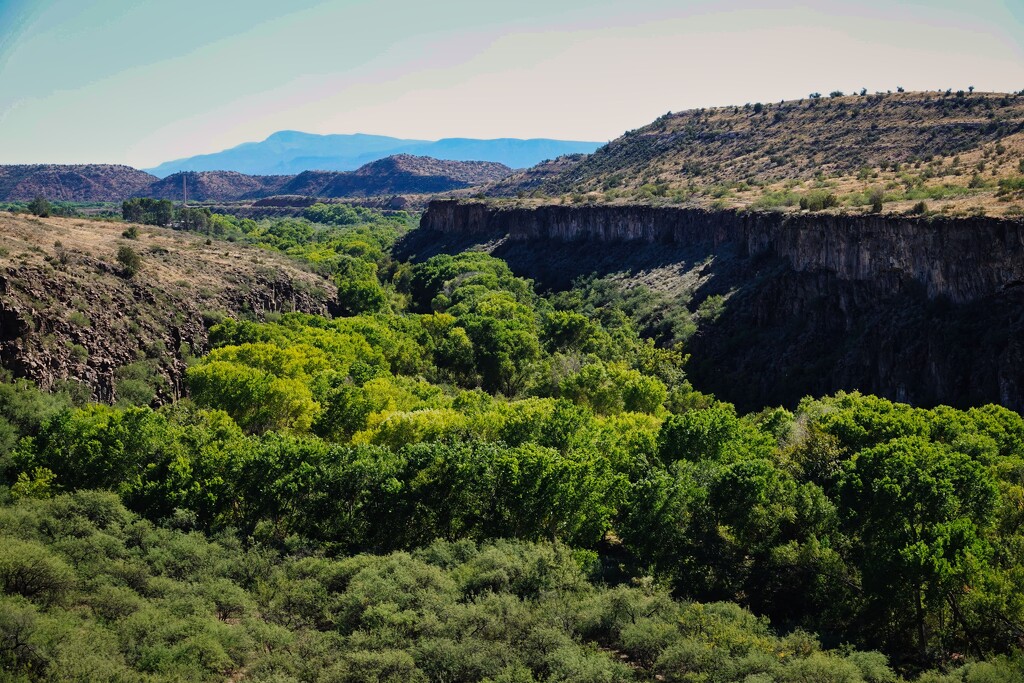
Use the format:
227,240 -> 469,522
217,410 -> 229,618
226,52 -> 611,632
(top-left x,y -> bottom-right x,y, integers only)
335,256 -> 389,315
27,196 -> 51,218
838,437 -> 999,657
188,359 -> 319,433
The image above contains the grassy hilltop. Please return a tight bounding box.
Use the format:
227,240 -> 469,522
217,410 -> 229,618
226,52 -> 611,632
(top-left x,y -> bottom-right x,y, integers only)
488,90 -> 1024,217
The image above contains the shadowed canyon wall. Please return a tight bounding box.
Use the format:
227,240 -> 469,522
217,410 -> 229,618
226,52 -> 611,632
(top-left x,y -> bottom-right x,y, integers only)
414,200 -> 1024,412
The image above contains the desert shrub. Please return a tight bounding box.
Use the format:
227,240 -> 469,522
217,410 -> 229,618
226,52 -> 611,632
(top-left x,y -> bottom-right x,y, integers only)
867,187 -> 884,213
799,190 -> 838,211
116,245 -> 142,277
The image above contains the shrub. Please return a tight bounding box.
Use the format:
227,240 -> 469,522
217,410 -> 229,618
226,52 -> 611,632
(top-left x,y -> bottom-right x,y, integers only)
116,245 -> 142,277
867,187 -> 884,213
997,176 -> 1024,195
908,201 -> 929,215
0,538 -> 75,606
799,191 -> 838,211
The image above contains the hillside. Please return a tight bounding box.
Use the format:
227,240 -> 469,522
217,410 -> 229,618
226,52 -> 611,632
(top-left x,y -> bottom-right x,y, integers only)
0,164 -> 157,202
277,155 -> 513,197
0,156 -> 515,204
0,212 -> 336,402
146,130 -> 603,176
492,91 -> 1024,217
139,170 -> 291,201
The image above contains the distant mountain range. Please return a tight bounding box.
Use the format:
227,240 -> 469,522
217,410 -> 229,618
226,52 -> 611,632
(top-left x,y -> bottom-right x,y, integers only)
145,131 -> 603,177
0,156 -> 517,202
142,156 -> 513,202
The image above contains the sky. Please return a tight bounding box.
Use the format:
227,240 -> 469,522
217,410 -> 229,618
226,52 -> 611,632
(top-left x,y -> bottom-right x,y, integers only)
1,0 -> 1022,168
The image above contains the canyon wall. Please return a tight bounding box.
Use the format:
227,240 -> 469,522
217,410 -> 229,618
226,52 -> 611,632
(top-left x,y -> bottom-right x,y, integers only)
417,200 -> 1024,411
422,200 -> 1024,304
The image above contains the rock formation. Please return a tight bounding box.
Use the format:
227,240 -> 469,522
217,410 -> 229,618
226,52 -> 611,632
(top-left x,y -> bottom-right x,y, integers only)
415,200 -> 1024,411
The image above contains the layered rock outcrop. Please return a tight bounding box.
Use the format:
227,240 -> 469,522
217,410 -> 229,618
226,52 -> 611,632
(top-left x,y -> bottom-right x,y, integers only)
417,200 -> 1024,411
422,201 -> 1024,304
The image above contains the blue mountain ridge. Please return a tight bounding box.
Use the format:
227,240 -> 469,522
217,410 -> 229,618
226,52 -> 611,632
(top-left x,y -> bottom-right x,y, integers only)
147,132 -> 603,177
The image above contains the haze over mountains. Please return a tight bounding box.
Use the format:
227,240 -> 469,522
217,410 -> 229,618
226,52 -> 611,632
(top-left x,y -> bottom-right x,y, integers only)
146,131 -> 604,177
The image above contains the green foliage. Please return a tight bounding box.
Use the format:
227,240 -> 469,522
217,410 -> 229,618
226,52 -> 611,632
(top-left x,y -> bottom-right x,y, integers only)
997,176 -> 1024,196
116,244 -> 142,277
114,360 -> 167,407
178,205 -> 212,231
27,196 -> 50,218
800,190 -> 839,211
335,255 -> 389,315
0,492 -> 935,683
303,202 -> 381,225
188,351 -> 321,433
868,186 -> 885,213
839,437 -> 998,655
2,202 -> 1024,680
0,537 -> 74,606
122,197 -> 174,226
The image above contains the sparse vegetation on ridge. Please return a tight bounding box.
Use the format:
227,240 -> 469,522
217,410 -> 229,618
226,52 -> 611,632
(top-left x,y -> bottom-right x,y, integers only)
486,91 -> 1024,217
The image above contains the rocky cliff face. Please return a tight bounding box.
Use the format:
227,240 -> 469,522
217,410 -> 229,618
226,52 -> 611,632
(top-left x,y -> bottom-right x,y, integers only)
0,214 -> 337,403
417,200 -> 1024,412
422,201 -> 1024,304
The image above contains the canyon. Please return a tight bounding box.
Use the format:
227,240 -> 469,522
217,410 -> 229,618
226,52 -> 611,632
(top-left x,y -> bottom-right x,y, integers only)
412,200 -> 1024,412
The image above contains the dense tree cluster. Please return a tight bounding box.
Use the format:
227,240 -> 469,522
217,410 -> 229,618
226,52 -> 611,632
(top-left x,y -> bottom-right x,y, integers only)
2,205 -> 1024,680
121,198 -> 175,227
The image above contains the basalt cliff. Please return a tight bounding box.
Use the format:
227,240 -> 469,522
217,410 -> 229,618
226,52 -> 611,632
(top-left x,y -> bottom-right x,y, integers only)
413,200 -> 1024,412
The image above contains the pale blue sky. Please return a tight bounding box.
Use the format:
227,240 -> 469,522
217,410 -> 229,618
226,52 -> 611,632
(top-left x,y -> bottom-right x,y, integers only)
1,0 -> 1022,167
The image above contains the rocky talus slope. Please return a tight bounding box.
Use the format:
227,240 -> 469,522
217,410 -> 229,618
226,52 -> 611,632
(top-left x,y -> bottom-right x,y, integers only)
488,91 -> 1024,217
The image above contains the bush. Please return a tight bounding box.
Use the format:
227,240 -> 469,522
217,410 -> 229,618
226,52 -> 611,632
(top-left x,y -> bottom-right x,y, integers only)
799,191 -> 839,211
997,176 -> 1024,195
867,187 -> 884,213
116,245 -> 142,277
0,538 -> 75,606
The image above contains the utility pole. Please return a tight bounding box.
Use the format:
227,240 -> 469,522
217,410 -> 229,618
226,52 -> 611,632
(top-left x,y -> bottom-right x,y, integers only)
182,173 -> 189,231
